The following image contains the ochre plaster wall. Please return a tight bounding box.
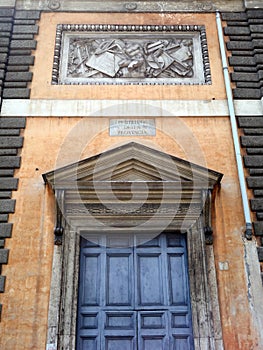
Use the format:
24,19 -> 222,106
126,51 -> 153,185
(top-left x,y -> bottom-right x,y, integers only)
30,12 -> 226,100
0,116 -> 260,349
1,11 -> 260,350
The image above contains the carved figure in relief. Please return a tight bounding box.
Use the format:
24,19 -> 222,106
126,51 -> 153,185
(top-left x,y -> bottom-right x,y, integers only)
67,36 -> 194,79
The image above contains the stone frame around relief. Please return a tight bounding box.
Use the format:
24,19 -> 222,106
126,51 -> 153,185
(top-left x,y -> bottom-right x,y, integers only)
52,24 -> 211,86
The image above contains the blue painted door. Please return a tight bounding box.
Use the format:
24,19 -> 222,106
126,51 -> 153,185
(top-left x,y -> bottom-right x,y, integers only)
76,233 -> 194,350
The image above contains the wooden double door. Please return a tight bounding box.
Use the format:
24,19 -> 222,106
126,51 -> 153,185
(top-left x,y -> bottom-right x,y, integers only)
76,233 -> 194,350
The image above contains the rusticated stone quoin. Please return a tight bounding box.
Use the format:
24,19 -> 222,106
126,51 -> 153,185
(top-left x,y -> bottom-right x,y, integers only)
1,10 -> 40,100
224,9 -> 263,271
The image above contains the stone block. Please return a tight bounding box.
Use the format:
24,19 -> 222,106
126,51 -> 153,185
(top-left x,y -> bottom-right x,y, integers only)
224,27 -> 251,36
10,39 -> 37,50
4,82 -> 28,88
0,249 -> 9,263
243,128 -> 263,135
0,149 -> 17,156
244,155 -> 263,167
0,223 -> 12,238
12,34 -> 35,40
0,200 -> 15,213
0,47 -> 8,53
0,9 -> 14,17
0,53 -> 7,63
252,39 -> 263,48
8,56 -> 34,66
231,72 -> 259,82
0,37 -> 10,46
255,54 -> 263,63
0,23 -> 12,32
0,17 -> 13,23
231,50 -> 254,57
233,88 -> 261,99
247,10 -> 263,19
257,247 -> 263,262
238,117 -> 263,128
5,71 -> 33,82
0,129 -> 20,136
236,82 -> 261,88
0,118 -> 26,129
0,169 -> 14,176
9,49 -> 32,56
251,199 -> 263,211
0,239 -> 4,248
254,222 -> 263,236
221,12 -> 248,21
233,66 -> 257,72
250,25 -> 263,33
3,88 -> 30,98
241,135 -> 263,147
0,178 -> 18,190
0,214 -> 8,222
247,176 -> 263,188
13,25 -> 39,34
7,66 -> 30,72
0,275 -> 6,292
227,41 -> 253,50
228,35 -> 251,41
0,31 -> 11,38
0,136 -> 24,148
0,192 -> 12,199
229,56 -> 256,66
254,190 -> 263,196
14,20 -> 36,25
14,10 -> 41,20
250,169 -> 263,175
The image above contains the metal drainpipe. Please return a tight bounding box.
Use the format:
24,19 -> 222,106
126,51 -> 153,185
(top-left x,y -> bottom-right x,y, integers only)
216,11 -> 253,240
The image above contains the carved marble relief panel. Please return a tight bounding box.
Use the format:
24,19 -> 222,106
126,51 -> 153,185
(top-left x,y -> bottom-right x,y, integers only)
52,24 -> 211,85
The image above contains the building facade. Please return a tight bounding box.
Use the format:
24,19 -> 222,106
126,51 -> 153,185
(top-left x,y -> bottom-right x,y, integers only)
0,0 -> 263,349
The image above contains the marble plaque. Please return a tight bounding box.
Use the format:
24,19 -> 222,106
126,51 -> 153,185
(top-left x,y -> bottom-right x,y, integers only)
110,119 -> 156,136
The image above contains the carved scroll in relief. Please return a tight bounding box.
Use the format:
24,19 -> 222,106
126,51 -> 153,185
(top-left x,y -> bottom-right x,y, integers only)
67,37 -> 193,80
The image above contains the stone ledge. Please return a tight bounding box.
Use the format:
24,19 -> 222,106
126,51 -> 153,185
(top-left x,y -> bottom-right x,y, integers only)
14,0 -> 245,12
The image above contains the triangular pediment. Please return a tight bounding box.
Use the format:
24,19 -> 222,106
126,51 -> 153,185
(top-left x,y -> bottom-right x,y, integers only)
43,142 -> 223,188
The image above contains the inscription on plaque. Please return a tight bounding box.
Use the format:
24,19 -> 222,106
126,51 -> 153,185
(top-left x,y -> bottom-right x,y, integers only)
110,119 -> 156,136
52,24 -> 211,85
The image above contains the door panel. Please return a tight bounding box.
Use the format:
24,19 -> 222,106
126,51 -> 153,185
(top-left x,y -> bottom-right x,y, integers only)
81,253 -> 101,306
138,311 -> 169,350
76,233 -> 194,349
167,253 -> 188,306
136,253 -> 164,306
106,253 -> 133,306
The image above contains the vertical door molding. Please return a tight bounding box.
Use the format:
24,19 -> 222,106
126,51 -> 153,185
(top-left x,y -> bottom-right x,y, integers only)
188,217 -> 223,350
46,229 -> 80,350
